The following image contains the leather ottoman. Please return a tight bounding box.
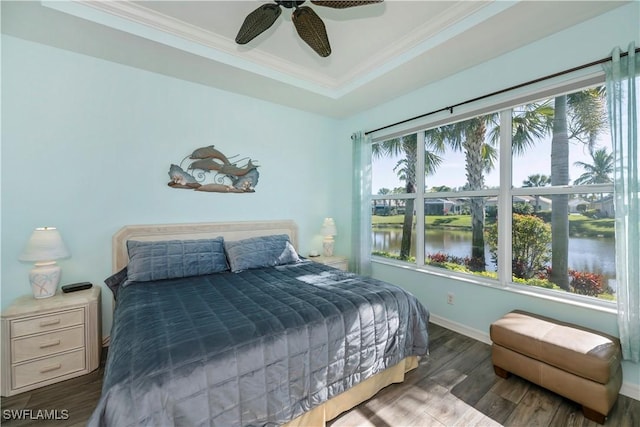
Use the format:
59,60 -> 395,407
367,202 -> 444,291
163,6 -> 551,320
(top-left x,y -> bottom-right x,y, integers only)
490,310 -> 622,424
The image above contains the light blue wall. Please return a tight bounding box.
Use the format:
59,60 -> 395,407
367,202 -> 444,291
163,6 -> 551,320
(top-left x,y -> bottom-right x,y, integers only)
1,35 -> 347,335
340,2 -> 640,394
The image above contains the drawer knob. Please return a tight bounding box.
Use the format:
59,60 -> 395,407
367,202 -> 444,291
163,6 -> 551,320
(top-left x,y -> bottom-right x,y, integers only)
39,340 -> 61,349
39,364 -> 62,374
39,319 -> 61,327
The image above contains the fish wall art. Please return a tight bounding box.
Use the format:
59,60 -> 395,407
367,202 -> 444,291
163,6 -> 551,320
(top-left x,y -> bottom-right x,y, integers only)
168,145 -> 259,193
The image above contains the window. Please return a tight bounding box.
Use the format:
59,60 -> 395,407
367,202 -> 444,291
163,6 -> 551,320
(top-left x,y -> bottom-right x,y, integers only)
370,84 -> 616,302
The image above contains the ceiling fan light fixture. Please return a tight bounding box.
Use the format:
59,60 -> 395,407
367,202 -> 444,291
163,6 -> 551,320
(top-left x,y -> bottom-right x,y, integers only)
235,0 -> 382,57
235,3 -> 282,44
292,6 -> 331,57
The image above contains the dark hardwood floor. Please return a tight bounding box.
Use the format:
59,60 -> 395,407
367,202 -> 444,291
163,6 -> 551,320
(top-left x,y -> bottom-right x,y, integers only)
329,324 -> 640,427
2,324 -> 638,426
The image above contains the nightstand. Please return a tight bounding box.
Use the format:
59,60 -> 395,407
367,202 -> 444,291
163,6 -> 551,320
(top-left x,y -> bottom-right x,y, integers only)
313,255 -> 349,271
0,287 -> 101,396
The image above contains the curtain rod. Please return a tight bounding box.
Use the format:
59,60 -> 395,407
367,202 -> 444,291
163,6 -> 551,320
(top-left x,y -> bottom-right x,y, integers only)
365,47 -> 640,136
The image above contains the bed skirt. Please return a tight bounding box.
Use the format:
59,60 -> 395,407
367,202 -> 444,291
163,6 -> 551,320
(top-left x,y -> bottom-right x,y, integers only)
284,356 -> 419,427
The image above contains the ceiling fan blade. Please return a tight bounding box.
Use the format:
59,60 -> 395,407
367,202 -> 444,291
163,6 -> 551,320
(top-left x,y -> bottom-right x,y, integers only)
310,0 -> 383,9
292,6 -> 331,57
235,3 -> 282,44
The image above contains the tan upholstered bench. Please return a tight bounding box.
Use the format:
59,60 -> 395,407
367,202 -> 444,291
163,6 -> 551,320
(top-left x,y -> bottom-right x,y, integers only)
490,310 -> 622,424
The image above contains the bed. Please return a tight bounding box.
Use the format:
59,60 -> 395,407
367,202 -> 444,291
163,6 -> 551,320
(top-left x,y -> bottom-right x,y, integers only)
88,220 -> 429,427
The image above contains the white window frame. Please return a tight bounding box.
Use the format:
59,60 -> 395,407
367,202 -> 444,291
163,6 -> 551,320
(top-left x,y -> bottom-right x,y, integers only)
368,72 -> 617,312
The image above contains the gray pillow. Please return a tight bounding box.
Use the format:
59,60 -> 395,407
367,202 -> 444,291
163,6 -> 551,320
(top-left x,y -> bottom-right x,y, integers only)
125,237 -> 228,284
104,266 -> 128,299
225,234 -> 300,273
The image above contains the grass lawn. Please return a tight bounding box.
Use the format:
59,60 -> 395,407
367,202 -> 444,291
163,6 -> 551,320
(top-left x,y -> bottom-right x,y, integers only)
372,214 -> 472,229
568,215 -> 615,238
372,213 -> 614,237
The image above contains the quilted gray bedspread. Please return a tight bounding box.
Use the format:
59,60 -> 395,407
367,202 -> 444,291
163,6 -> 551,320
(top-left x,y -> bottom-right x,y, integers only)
89,261 -> 429,427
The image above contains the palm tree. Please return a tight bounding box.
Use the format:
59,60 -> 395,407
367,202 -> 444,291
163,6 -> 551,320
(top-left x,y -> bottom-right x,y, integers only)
431,185 -> 453,192
372,103 -> 553,265
523,174 -> 551,211
567,87 -> 609,153
549,87 -> 608,290
523,174 -> 551,187
573,148 -> 613,185
437,103 -> 553,270
574,147 -> 613,204
435,116 -> 496,270
372,133 -> 444,259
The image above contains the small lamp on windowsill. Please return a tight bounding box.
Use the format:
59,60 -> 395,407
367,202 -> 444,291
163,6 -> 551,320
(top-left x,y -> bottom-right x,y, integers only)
19,227 -> 70,299
321,217 -> 337,257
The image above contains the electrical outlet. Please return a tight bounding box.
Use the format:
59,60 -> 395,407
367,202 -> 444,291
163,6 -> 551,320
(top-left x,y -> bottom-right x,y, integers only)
447,292 -> 455,305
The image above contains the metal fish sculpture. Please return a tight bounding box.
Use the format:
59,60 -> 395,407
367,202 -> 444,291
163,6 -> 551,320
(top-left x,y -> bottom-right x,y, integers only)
168,164 -> 201,189
219,159 -> 259,177
190,145 -> 231,164
169,146 -> 260,193
189,159 -> 224,172
231,168 -> 259,192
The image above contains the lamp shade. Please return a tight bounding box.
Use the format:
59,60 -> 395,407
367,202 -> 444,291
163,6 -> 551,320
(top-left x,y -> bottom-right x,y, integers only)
19,227 -> 70,262
321,218 -> 337,236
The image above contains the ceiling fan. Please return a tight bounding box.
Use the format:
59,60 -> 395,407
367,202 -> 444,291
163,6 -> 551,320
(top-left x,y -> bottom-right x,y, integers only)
235,1 -> 383,58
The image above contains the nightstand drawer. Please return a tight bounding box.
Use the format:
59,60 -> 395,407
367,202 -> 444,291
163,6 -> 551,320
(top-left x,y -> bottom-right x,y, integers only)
2,288 -> 100,396
12,349 -> 85,390
11,309 -> 84,338
12,326 -> 85,363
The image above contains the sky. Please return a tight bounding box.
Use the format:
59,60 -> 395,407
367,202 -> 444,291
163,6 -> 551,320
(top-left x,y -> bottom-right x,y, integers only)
371,133 -> 612,194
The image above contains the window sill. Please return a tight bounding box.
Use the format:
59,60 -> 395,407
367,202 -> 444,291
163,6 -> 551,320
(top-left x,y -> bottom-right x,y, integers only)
371,256 -> 617,316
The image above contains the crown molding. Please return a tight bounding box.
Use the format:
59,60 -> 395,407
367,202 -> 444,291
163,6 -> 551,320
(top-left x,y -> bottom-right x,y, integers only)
42,0 -> 518,99
42,0 -> 339,97
77,0 -> 337,85
334,1 -> 489,88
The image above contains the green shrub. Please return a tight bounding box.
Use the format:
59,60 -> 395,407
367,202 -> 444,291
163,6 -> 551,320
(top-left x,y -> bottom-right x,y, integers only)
487,214 -> 551,279
441,262 -> 470,272
512,276 -> 559,289
372,251 -> 416,263
476,271 -> 498,279
512,202 -> 534,215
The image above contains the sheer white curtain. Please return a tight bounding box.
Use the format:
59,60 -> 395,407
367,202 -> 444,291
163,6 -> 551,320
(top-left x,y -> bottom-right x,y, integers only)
603,42 -> 639,363
351,132 -> 372,276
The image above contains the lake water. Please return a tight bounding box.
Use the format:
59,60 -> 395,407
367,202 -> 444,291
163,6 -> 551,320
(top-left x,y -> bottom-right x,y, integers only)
372,227 -> 617,290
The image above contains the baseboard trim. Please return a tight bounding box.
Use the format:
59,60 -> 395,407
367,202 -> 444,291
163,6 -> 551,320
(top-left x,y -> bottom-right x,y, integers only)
430,314 -> 492,345
429,314 -> 640,400
620,383 -> 640,401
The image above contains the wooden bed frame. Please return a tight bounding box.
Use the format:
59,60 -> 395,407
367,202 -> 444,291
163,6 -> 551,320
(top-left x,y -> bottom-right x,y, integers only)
111,219 -> 417,426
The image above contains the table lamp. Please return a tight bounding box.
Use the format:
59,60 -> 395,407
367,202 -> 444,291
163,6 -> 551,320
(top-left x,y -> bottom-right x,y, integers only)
321,218 -> 337,257
19,227 -> 70,298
